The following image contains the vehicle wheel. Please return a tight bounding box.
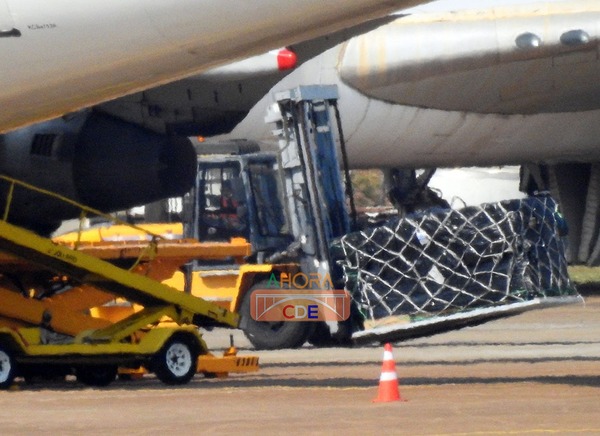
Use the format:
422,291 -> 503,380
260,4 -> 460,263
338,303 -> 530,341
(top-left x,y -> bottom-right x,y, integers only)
0,346 -> 16,389
22,364 -> 69,384
239,282 -> 315,350
153,334 -> 199,385
76,365 -> 117,387
307,322 -> 335,347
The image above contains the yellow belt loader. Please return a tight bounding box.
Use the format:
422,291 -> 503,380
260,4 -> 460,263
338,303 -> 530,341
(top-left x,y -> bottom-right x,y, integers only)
0,176 -> 258,389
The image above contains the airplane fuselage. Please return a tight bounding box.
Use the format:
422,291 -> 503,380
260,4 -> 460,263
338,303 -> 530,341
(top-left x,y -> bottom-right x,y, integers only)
0,0 -> 421,133
226,0 -> 600,168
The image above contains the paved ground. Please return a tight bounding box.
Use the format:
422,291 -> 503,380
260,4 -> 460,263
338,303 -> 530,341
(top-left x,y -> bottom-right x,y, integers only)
1,296 -> 599,435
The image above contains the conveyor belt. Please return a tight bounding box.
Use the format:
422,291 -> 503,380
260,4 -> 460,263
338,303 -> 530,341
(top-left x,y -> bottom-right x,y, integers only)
0,220 -> 238,328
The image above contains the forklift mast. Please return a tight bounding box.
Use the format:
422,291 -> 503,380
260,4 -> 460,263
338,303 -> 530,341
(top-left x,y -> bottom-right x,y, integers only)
267,85 -> 353,279
187,85 -> 353,279
187,86 -> 352,272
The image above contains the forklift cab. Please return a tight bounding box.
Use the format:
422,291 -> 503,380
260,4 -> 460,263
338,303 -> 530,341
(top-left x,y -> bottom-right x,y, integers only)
185,152 -> 293,261
196,163 -> 248,240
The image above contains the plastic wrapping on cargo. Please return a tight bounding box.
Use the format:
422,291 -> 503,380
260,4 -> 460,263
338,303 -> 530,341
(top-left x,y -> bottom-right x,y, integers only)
334,196 -> 577,322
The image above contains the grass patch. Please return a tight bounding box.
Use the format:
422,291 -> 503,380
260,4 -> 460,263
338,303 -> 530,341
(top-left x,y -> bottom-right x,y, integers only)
569,265 -> 600,294
569,265 -> 600,284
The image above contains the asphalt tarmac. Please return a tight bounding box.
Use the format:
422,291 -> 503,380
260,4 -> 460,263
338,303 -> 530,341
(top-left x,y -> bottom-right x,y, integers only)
1,296 -> 599,435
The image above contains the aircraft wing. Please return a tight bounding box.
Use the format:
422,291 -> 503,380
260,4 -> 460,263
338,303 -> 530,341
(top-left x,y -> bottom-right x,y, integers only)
95,16 -> 398,136
224,0 -> 600,168
0,0 -> 422,134
0,14 -> 399,233
214,0 -> 600,267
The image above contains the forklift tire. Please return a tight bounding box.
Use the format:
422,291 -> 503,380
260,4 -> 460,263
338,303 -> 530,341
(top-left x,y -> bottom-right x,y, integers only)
153,334 -> 199,385
240,283 -> 314,350
307,322 -> 335,347
0,346 -> 16,389
75,365 -> 117,387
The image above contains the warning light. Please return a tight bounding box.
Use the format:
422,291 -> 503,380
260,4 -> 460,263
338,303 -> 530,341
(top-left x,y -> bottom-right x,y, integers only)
277,48 -> 297,71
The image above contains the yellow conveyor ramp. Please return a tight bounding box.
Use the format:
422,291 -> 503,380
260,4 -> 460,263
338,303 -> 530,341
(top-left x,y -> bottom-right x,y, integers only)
0,220 -> 238,328
0,177 -> 259,389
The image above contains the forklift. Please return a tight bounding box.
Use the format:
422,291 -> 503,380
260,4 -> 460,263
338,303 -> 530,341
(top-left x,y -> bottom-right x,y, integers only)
178,85 -> 358,348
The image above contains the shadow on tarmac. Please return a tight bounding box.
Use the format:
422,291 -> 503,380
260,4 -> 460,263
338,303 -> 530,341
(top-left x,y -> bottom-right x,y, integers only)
12,369 -> 600,393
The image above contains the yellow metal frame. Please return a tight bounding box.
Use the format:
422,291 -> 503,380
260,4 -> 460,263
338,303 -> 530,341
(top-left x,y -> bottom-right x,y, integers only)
0,175 -> 259,380
0,287 -> 111,336
0,175 -> 165,257
83,306 -> 184,343
0,325 -> 207,358
0,220 -> 239,327
198,349 -> 260,377
163,263 -> 299,313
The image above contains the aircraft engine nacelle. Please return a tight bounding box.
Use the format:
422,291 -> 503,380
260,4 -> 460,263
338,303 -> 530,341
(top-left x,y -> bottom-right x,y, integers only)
339,6 -> 600,115
0,112 -> 196,234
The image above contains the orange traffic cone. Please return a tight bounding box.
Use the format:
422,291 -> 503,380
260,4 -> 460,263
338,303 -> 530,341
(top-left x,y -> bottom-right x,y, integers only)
373,343 -> 405,403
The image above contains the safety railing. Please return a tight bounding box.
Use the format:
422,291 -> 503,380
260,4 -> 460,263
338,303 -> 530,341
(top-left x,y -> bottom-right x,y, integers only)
0,174 -> 164,271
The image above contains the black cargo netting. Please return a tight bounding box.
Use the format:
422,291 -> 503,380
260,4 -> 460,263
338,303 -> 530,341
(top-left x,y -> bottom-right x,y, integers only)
334,196 -> 576,321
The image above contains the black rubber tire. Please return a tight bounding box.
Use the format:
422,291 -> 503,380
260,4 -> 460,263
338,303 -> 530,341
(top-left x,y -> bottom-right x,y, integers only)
0,345 -> 16,390
76,365 -> 117,387
239,282 -> 315,350
153,334 -> 199,385
307,321 -> 335,347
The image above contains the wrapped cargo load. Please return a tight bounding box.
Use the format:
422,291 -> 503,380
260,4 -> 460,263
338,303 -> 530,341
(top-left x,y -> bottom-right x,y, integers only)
334,195 -> 581,344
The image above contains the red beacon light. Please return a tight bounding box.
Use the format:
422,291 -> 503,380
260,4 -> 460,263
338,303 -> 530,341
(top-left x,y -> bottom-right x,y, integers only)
277,48 -> 297,71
